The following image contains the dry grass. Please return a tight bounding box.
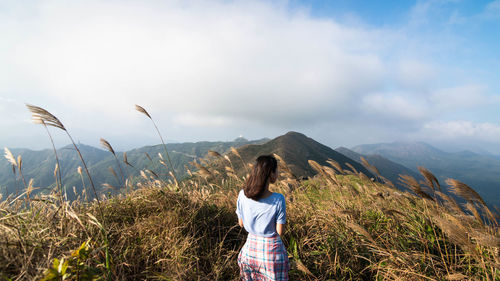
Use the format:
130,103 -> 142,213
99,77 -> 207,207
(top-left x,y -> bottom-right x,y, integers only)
446,178 -> 487,206
1,155 -> 498,280
1,107 -> 499,280
135,104 -> 178,184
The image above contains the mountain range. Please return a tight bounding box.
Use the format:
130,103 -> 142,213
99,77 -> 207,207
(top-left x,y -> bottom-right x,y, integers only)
2,133 -> 499,207
352,142 -> 500,207
0,138 -> 268,200
334,146 -> 422,190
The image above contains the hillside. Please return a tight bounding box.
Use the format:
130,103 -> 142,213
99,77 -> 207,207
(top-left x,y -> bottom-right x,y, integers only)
0,145 -> 110,197
226,131 -> 374,179
1,154 -> 497,280
335,146 -> 422,189
0,138 -> 268,199
352,141 -> 500,207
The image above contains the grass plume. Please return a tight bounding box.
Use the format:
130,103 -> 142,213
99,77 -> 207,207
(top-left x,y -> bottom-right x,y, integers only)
0,106 -> 498,280
100,138 -> 126,188
446,178 -> 486,206
418,166 -> 441,191
26,104 -> 104,220
1,155 -> 499,280
135,104 -> 178,184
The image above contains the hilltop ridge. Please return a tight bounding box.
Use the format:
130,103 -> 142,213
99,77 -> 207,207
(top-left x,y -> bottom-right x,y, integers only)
227,131 -> 374,178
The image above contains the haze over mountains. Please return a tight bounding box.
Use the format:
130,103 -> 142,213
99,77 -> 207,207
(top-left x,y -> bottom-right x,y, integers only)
1,132 -> 499,207
352,142 -> 500,207
334,147 -> 422,190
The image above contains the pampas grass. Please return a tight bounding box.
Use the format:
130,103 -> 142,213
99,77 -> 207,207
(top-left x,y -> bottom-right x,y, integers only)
399,174 -> 434,201
446,178 -> 486,206
26,104 -> 103,220
0,103 -> 497,280
135,104 -> 178,184
100,138 -> 126,188
361,156 -> 381,177
34,118 -> 64,207
327,159 -> 344,174
418,166 -> 440,191
207,150 -> 222,158
2,152 -> 499,280
4,148 -> 18,196
230,146 -> 249,175
3,147 -> 17,167
123,152 -> 133,167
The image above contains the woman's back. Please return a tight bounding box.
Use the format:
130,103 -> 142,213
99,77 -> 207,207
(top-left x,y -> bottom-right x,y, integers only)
236,190 -> 286,237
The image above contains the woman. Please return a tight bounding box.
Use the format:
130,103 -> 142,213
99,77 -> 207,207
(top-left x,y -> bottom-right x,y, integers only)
236,155 -> 289,281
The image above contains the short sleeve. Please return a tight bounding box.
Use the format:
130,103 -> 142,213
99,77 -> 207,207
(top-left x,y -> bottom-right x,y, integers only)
235,191 -> 242,218
276,194 -> 286,224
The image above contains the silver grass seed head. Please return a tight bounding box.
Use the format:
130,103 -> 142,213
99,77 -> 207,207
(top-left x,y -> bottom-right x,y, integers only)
4,147 -> 17,167
135,104 -> 152,119
26,104 -> 66,131
100,138 -> 115,155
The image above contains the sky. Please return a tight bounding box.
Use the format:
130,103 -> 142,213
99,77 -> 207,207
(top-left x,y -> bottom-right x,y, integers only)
1,0 -> 499,153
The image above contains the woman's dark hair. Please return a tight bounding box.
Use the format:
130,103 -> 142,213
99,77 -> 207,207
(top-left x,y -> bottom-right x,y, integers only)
244,155 -> 278,200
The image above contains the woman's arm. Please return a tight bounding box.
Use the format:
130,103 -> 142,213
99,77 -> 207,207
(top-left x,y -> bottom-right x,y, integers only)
239,218 -> 244,228
277,223 -> 285,236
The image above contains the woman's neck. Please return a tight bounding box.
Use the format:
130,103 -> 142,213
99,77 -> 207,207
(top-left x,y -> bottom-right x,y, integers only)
260,187 -> 273,199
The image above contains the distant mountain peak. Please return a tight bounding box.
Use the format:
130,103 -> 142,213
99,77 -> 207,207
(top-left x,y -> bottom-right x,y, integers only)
233,136 -> 249,142
283,131 -> 307,138
60,143 -> 104,152
229,131 -> 373,179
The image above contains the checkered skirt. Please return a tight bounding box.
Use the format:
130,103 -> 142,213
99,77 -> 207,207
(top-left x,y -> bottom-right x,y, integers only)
238,234 -> 289,281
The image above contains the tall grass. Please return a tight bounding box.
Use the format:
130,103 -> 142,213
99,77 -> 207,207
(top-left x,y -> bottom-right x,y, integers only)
0,105 -> 498,280
1,151 -> 498,280
26,105 -> 103,216
100,138 -> 127,189
34,118 -> 64,208
135,104 -> 178,185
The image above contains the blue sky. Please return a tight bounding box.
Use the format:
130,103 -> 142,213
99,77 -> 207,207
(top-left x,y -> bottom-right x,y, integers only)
0,0 -> 499,153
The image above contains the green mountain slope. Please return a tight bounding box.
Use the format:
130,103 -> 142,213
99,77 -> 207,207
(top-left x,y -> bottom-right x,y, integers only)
227,131 -> 374,178
0,138 -> 269,199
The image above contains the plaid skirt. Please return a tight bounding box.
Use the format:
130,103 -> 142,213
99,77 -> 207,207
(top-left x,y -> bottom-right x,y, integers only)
238,233 -> 289,281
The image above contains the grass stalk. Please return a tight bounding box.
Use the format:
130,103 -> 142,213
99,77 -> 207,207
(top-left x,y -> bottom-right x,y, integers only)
135,105 -> 178,185
100,138 -> 127,189
26,104 -> 104,221
37,120 -> 64,209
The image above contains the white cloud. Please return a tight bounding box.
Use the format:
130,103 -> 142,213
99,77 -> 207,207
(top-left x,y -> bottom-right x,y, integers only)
0,0 -> 498,151
421,120 -> 500,142
361,93 -> 429,121
173,113 -> 235,127
0,0 -> 388,129
430,84 -> 489,109
396,60 -> 436,89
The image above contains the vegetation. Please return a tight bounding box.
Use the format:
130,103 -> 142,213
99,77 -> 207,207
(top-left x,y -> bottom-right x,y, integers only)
353,141 -> 500,207
0,106 -> 498,280
0,139 -> 268,200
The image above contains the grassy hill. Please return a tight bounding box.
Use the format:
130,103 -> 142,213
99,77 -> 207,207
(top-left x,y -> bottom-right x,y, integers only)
0,154 -> 498,280
223,131 -> 374,179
